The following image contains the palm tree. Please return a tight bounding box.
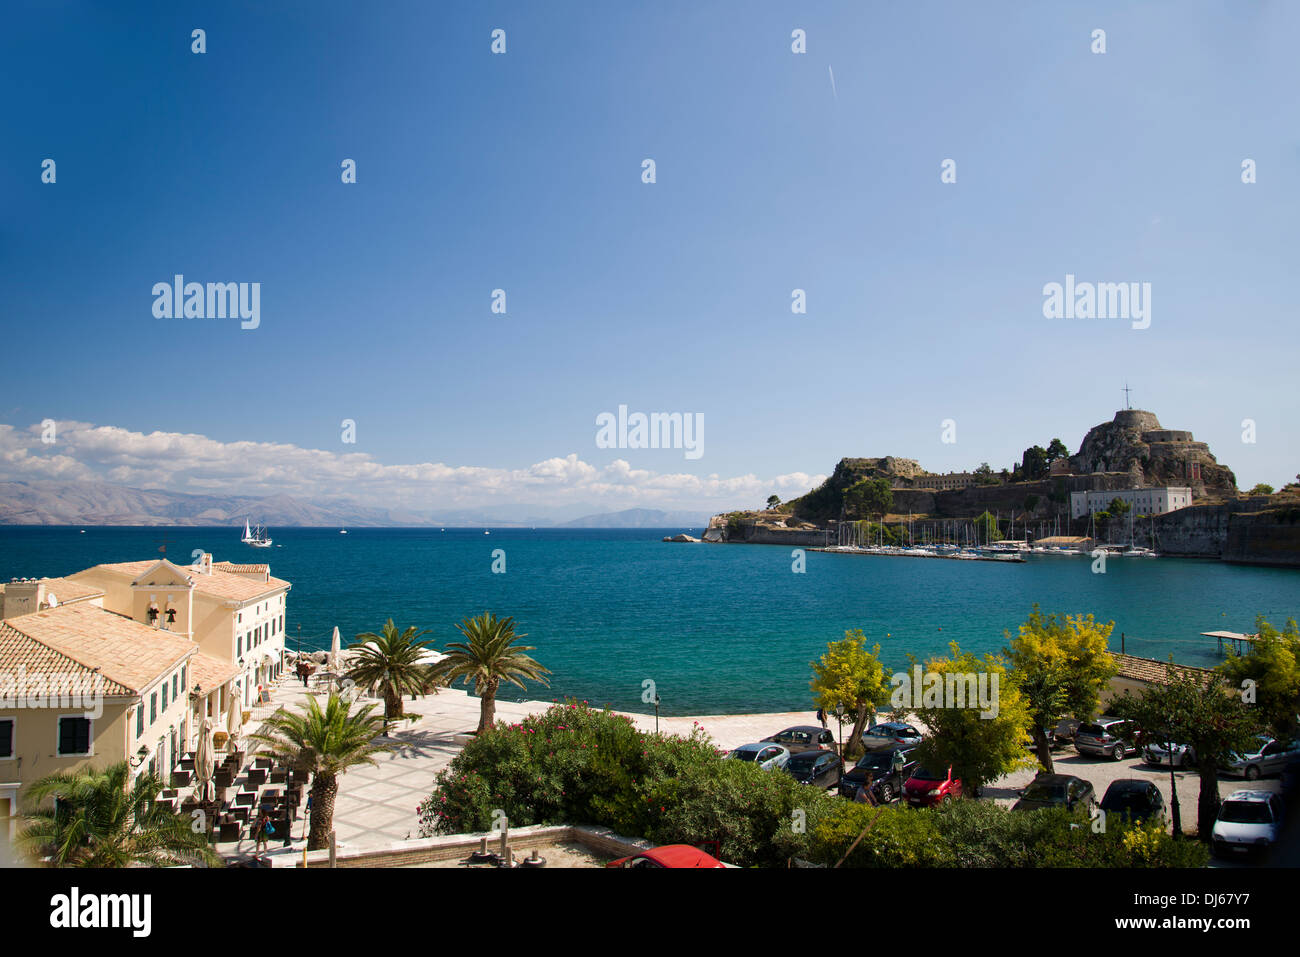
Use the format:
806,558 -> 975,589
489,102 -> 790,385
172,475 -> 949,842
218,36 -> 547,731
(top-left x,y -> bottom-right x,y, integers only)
348,618 -> 439,734
248,693 -> 391,850
18,761 -> 219,868
434,612 -> 551,734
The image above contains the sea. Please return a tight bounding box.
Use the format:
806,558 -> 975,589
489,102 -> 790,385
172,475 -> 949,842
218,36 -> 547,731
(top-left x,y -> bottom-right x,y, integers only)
2,525 -> 1298,715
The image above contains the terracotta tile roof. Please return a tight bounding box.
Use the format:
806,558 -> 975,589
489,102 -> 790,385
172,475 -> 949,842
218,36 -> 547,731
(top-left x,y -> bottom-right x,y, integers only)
188,650 -> 241,691
1112,653 -> 1214,686
0,625 -> 131,697
75,559 -> 290,604
0,576 -> 105,604
212,562 -> 269,576
1,603 -> 195,696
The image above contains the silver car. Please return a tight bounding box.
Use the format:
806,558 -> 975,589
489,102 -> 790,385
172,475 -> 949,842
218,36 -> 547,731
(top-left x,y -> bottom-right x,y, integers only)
1143,740 -> 1196,768
1073,717 -> 1137,760
726,743 -> 790,770
1221,736 -> 1300,780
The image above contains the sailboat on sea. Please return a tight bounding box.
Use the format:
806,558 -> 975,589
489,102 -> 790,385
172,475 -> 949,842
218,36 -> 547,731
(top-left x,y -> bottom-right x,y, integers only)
242,519 -> 273,548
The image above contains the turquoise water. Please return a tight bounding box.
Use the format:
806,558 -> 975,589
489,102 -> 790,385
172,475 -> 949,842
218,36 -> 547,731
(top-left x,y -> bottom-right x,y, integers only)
2,526 -> 1298,715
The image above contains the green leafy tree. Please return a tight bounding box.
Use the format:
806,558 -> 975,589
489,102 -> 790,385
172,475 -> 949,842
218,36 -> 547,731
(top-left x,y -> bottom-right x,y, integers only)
1217,616 -> 1300,738
909,644 -> 1035,795
1005,607 -> 1118,772
18,762 -> 219,868
434,612 -> 551,734
766,494 -> 781,510
810,629 -> 891,756
1046,438 -> 1069,463
1021,446 -> 1049,480
972,510 -> 1003,543
348,618 -> 440,733
249,693 -> 392,849
1108,497 -> 1132,516
1249,483 -> 1274,496
1110,667 -> 1261,839
844,478 -> 893,521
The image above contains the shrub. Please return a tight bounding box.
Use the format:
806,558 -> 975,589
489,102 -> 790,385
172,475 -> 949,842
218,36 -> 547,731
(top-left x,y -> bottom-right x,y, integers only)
805,800 -> 1209,868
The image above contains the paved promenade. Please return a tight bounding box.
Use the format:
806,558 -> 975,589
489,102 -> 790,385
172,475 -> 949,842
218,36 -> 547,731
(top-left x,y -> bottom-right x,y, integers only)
246,677 -> 819,851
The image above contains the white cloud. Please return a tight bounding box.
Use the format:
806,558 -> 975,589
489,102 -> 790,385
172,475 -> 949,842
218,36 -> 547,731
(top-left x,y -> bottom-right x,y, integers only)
0,421 -> 824,513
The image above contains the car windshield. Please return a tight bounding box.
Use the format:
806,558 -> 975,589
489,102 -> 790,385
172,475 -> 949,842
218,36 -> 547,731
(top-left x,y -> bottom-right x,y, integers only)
787,753 -> 819,768
1219,801 -> 1272,824
855,753 -> 891,771
912,767 -> 945,781
1076,724 -> 1104,737
730,750 -> 758,762
1023,782 -> 1067,800
1102,793 -> 1149,812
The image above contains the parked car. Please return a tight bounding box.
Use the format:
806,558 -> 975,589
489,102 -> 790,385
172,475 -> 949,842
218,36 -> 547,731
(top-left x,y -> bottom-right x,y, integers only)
726,743 -> 790,770
1220,736 -> 1300,780
1073,717 -> 1139,760
1142,739 -> 1196,769
762,725 -> 837,754
607,844 -> 728,868
1052,717 -> 1083,745
1023,727 -> 1059,751
838,746 -> 918,802
1211,790 -> 1284,858
783,748 -> 842,788
861,722 -> 924,751
903,765 -> 962,807
1011,773 -> 1095,813
1099,779 -> 1167,826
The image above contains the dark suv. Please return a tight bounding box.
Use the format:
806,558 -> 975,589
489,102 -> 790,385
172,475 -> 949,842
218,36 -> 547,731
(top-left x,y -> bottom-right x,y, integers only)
837,746 -> 918,803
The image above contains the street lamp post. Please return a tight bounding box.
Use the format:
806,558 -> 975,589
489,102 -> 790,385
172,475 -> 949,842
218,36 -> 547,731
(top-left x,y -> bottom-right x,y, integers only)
836,701 -> 845,758
1166,732 -> 1182,838
654,694 -> 661,734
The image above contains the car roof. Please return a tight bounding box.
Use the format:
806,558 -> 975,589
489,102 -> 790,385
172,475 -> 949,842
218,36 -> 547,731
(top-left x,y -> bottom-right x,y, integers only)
1224,789 -> 1275,803
734,742 -> 781,752
788,748 -> 835,761
644,845 -> 724,867
1030,774 -> 1087,786
870,722 -> 912,731
1105,778 -> 1153,792
775,725 -> 825,735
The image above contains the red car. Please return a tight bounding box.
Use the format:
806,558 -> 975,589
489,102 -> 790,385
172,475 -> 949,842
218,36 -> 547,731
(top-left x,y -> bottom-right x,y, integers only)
606,844 -> 727,868
903,765 -> 963,807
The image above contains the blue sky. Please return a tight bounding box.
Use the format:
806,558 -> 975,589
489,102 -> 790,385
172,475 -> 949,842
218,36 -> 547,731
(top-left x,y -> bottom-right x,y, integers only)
2,1 -> 1296,511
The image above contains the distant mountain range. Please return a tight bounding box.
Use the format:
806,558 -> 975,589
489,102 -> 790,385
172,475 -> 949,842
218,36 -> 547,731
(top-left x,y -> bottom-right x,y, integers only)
0,481 -> 710,529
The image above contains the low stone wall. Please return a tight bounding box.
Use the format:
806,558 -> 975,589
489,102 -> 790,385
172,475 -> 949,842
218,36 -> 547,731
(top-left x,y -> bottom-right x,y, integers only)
278,824 -> 653,869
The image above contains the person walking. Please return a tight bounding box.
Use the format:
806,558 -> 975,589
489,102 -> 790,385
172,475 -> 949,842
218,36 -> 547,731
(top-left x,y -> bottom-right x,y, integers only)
816,707 -> 827,730
254,809 -> 272,854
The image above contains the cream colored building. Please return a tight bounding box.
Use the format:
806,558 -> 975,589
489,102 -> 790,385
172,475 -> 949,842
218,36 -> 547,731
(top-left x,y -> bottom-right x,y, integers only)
0,596 -> 238,841
68,554 -> 291,712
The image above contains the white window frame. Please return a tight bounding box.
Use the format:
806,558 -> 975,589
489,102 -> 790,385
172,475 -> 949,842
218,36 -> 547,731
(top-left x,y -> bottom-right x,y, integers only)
55,713 -> 94,757
0,716 -> 15,760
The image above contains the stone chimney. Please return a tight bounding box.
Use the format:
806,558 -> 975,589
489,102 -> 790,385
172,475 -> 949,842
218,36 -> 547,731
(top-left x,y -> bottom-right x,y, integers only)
2,579 -> 47,619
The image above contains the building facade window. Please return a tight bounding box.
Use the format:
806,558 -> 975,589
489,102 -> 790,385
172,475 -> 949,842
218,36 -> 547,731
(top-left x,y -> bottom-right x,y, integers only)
0,718 -> 14,758
136,705 -> 144,739
57,716 -> 92,756
150,692 -> 157,723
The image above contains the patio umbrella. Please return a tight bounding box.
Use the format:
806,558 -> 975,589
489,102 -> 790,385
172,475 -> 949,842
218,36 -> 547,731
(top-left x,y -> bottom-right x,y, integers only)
226,687 -> 244,753
194,716 -> 216,803
329,626 -> 342,672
